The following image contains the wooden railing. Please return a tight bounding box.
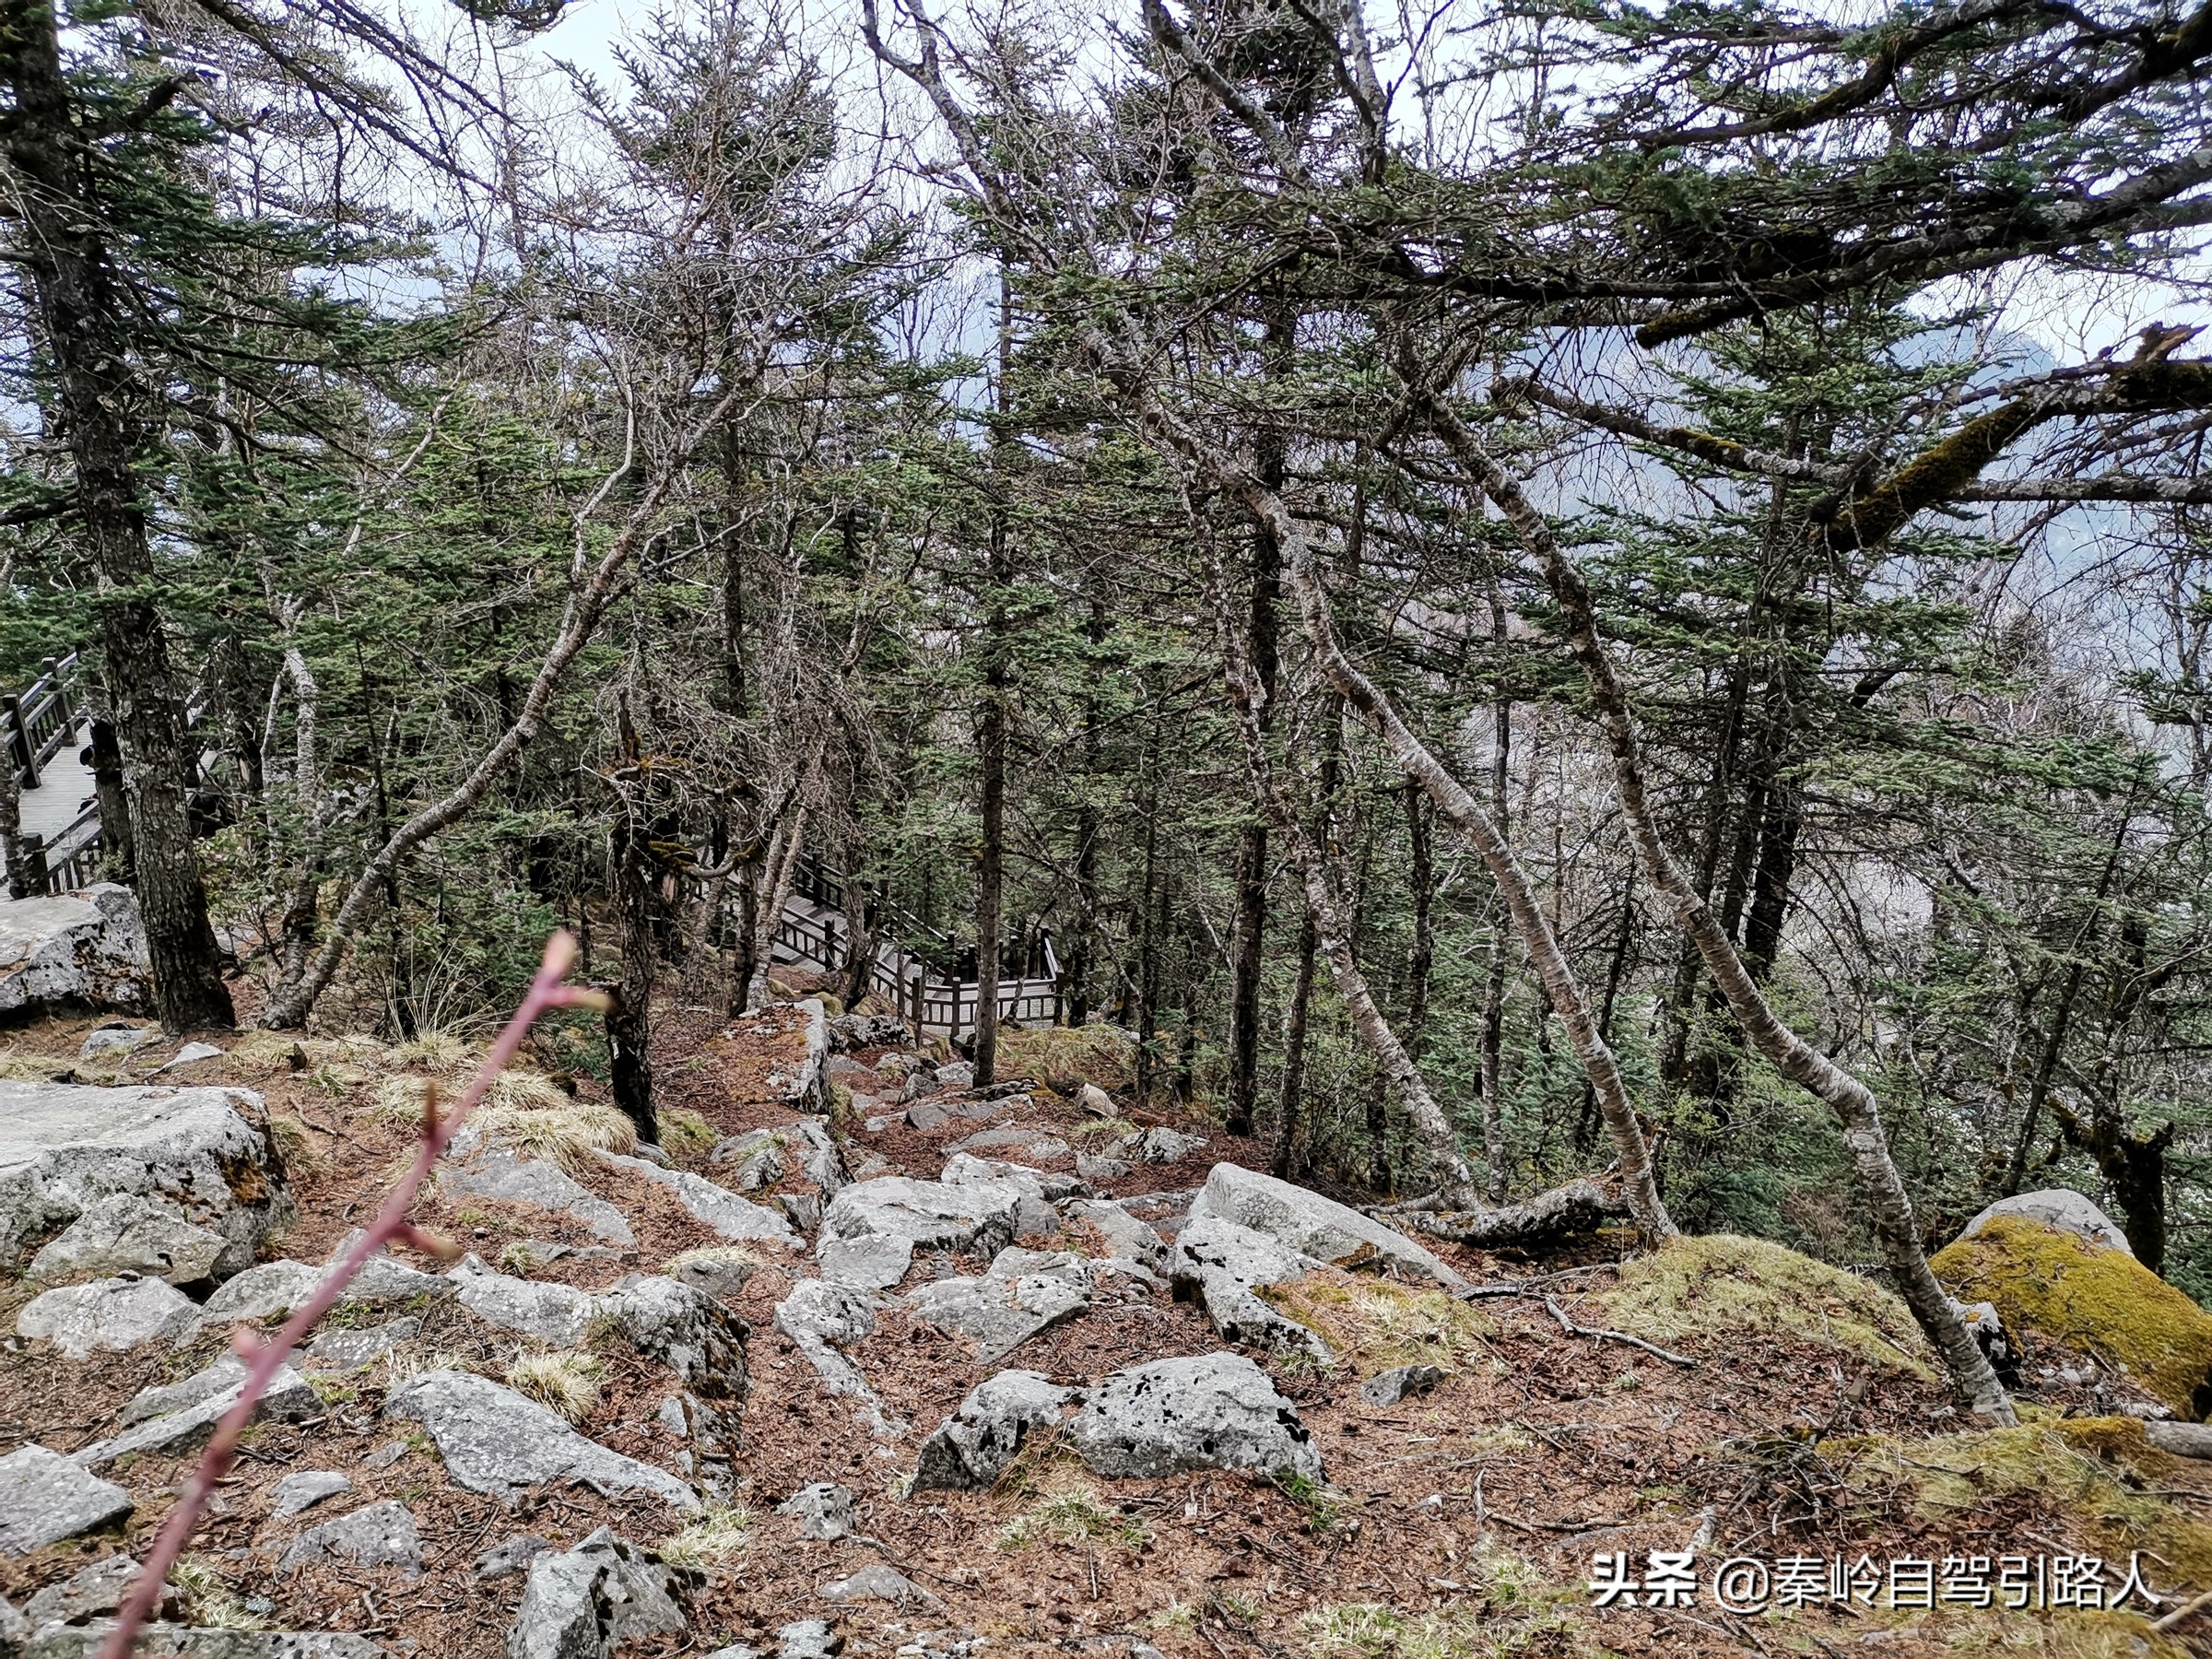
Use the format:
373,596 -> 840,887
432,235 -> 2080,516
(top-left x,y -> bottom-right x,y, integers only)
5,653 -> 82,788
756,854 -> 1064,1041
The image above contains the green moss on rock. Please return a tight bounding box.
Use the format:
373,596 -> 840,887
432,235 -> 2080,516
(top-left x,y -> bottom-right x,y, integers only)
1932,1215 -> 2212,1418
1596,1233 -> 1936,1377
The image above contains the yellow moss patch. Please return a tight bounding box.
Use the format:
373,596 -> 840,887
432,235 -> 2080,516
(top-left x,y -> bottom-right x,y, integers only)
1258,1274 -> 1496,1377
1596,1233 -> 1935,1378
1840,1417 -> 2212,1595
994,1025 -> 1136,1094
1932,1216 -> 2212,1418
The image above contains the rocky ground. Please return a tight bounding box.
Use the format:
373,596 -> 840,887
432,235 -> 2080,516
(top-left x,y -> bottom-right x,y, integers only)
5,987 -> 2211,1659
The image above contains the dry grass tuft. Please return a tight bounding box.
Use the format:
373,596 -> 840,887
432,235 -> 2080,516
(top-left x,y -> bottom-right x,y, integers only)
994,1024 -> 1136,1094
504,1351 -> 605,1423
998,1486 -> 1148,1551
655,1505 -> 751,1571
659,1107 -> 715,1156
478,1096 -> 637,1172
393,1031 -> 478,1075
168,1559 -> 269,1631
1598,1232 -> 1934,1379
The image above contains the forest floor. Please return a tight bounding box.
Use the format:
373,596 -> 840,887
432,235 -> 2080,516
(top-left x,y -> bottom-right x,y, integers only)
3,990 -> 2207,1659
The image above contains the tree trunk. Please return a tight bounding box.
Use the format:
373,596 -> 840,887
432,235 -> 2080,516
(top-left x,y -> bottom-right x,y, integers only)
607,796 -> 661,1146
841,856 -> 879,1009
88,716 -> 132,885
746,800 -> 808,1012
1273,695 -> 1338,1178
1224,306 -> 1292,1136
1478,616 -> 1512,1202
2,2 -> 232,1032
1422,390 -> 2010,1422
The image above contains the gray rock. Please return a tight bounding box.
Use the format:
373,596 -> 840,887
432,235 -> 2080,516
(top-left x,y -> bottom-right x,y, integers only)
23,1631 -> 386,1659
1062,1199 -> 1169,1275
79,1025 -> 154,1062
1169,1215 -> 1329,1359
830,1013 -> 910,1053
1074,1154 -> 1133,1183
28,1194 -> 228,1288
1076,1084 -> 1116,1118
1359,1365 -> 1446,1406
699,1644 -> 760,1659
778,1194 -> 822,1233
598,1276 -> 748,1395
986,1247 -> 1091,1286
778,1620 -> 841,1659
1,1594 -> 25,1653
599,1153 -> 799,1247
1064,1354 -> 1322,1481
818,1175 -> 1027,1270
660,1251 -> 759,1300
1187,1163 -> 1466,1289
155,1042 -> 226,1075
935,1063 -> 974,1089
302,1317 -> 419,1372
72,1367 -> 319,1470
903,1102 -> 947,1133
1124,1128 -> 1206,1166
121,1355 -> 247,1426
776,1483 -> 853,1541
197,1250 -> 448,1332
0,1079 -> 292,1276
772,1280 -> 889,1430
18,1276 -> 198,1357
1960,1189 -> 2133,1255
383,1371 -> 700,1511
710,1131 -> 787,1194
440,1142 -> 634,1247
902,1270 -> 1088,1363
0,1446 -> 133,1557
911,1371 -> 1081,1492
449,1255 -> 599,1347
788,1123 -> 846,1192
0,886 -> 149,1017
271,1472 -> 352,1520
277,1500 -> 421,1578
946,1127 -> 1067,1161
818,1565 -> 934,1606
818,1234 -> 912,1291
474,1535 -> 555,1582
941,1153 -> 1084,1202
505,1526 -> 686,1659
23,1555 -> 143,1629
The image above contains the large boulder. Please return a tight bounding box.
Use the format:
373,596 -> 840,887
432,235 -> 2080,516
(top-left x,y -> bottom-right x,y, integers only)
912,1371 -> 1082,1492
25,1631 -> 387,1659
0,1446 -> 132,1557
1169,1216 -> 1330,1359
0,885 -> 149,1016
27,1194 -> 229,1287
596,1276 -> 748,1399
72,1366 -> 320,1469
598,1154 -> 798,1247
505,1527 -> 686,1659
438,1142 -> 633,1247
1933,1214 -> 2212,1418
815,1174 -> 1030,1288
902,1265 -> 1088,1363
0,1082 -> 293,1276
1187,1165 -> 1465,1290
1961,1189 -> 2133,1255
448,1256 -> 600,1347
1063,1354 -> 1323,1481
17,1276 -> 198,1358
383,1371 -> 700,1511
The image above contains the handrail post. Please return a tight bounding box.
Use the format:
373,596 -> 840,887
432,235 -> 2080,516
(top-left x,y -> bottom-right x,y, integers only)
3,695 -> 35,788
21,832 -> 47,896
41,657 -> 67,732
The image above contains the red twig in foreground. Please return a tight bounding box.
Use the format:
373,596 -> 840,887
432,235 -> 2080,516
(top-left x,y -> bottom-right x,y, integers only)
98,933 -> 606,1659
